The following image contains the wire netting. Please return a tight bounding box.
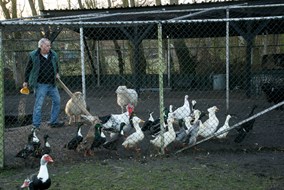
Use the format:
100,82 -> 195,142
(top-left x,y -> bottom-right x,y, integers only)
1,5 -> 284,168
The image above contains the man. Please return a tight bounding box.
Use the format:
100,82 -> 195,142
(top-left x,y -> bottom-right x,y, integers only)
23,38 -> 64,129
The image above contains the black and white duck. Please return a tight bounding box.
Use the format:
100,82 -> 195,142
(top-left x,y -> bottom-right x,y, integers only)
101,104 -> 134,135
141,111 -> 155,132
102,122 -> 126,151
64,123 -> 83,150
142,106 -> 172,137
20,154 -> 54,189
16,128 -> 41,159
40,134 -> 51,156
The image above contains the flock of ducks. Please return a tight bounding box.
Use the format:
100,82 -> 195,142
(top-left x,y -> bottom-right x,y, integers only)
64,94 -> 235,156
16,93 -> 258,189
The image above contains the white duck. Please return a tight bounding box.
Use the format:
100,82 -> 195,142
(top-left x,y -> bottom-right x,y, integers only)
150,113 -> 176,150
198,106 -> 219,138
172,95 -> 193,120
215,114 -> 232,139
122,116 -> 145,149
188,120 -> 201,145
184,109 -> 202,132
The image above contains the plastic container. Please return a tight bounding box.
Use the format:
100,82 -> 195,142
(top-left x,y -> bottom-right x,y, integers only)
213,74 -> 226,90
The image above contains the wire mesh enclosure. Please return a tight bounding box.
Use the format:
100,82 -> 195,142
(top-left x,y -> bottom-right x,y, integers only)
1,2 -> 284,168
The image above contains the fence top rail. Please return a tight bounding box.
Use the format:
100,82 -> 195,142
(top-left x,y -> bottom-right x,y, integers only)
1,15 -> 284,27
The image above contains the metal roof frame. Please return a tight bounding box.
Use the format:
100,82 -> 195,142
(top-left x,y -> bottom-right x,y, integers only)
1,0 -> 284,25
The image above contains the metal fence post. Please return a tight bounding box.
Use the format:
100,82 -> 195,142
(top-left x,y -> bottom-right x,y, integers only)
0,28 -> 4,168
80,27 -> 86,100
96,40 -> 100,87
226,8 -> 230,112
158,23 -> 165,154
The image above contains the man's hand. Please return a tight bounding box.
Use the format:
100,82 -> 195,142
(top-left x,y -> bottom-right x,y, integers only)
23,82 -> 28,87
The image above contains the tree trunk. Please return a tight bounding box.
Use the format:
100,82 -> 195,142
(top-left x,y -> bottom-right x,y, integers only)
122,0 -> 129,7
113,41 -> 125,75
78,0 -> 83,9
107,0 -> 111,7
155,0 -> 162,6
0,0 -> 11,19
129,0 -> 135,7
173,40 -> 196,75
38,0 -> 45,11
28,0 -> 37,16
11,0 -> 17,18
170,0 -> 178,4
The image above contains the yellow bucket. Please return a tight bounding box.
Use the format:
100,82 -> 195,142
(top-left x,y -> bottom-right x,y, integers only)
20,87 -> 30,95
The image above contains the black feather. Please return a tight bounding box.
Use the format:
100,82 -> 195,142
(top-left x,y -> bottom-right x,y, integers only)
102,123 -> 126,150
99,115 -> 112,124
91,124 -> 106,149
234,105 -> 257,143
16,129 -> 41,159
65,124 -> 83,150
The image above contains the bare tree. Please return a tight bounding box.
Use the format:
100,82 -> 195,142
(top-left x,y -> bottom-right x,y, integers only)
0,0 -> 17,19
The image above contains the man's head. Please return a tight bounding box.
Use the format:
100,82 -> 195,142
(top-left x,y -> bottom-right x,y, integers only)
38,38 -> 51,55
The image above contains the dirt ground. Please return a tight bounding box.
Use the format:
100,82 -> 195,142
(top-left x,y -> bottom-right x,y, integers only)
2,89 -> 284,188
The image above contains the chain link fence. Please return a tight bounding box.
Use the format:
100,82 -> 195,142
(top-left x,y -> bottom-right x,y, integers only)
1,6 -> 284,168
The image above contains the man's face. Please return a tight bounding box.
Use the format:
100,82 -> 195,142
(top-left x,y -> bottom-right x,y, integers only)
40,41 -> 51,54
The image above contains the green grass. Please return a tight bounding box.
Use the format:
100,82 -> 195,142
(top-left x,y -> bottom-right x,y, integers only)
0,157 -> 282,190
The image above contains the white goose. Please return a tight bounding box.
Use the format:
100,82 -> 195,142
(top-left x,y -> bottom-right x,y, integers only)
198,106 -> 219,138
122,116 -> 144,149
150,113 -> 176,150
215,114 -> 232,139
